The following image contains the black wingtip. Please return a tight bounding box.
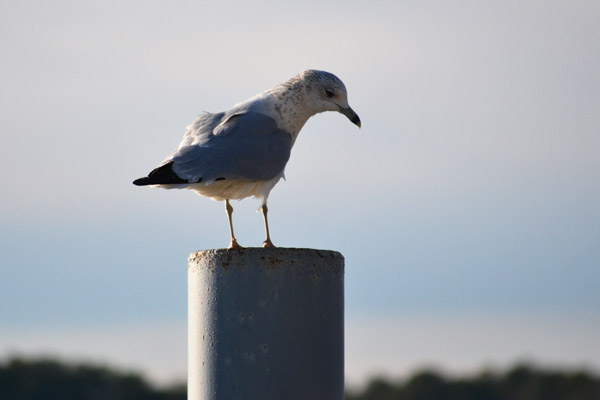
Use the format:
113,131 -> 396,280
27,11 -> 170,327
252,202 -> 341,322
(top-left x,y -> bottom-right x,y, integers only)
133,177 -> 150,186
133,162 -> 189,186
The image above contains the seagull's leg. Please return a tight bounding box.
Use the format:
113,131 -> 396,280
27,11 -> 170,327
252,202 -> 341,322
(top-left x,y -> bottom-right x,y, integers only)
225,199 -> 242,249
261,203 -> 275,248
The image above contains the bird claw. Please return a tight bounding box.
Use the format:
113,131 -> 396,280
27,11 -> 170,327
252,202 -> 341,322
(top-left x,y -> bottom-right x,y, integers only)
262,239 -> 275,248
228,239 -> 243,250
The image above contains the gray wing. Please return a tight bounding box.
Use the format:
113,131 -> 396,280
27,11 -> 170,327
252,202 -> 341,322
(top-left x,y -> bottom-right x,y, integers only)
170,111 -> 292,183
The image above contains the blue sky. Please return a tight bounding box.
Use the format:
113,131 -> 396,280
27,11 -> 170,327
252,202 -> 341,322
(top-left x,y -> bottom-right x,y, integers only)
1,0 -> 599,386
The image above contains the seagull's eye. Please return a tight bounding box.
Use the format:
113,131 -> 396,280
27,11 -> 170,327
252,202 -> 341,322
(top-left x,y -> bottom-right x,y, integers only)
325,89 -> 335,98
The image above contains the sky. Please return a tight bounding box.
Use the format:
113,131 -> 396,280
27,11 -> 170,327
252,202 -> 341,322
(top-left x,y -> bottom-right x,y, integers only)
1,0 -> 599,388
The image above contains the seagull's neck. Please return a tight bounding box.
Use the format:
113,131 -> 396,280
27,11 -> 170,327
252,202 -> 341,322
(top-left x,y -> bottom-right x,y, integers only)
267,82 -> 315,142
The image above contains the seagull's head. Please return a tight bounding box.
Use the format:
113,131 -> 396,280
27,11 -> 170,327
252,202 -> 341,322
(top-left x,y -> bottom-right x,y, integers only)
300,69 -> 361,128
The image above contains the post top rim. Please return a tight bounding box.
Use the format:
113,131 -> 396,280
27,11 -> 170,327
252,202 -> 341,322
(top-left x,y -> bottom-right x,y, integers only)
188,247 -> 344,263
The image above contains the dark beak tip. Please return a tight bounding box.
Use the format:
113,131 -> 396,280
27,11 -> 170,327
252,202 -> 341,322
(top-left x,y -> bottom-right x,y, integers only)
340,106 -> 361,128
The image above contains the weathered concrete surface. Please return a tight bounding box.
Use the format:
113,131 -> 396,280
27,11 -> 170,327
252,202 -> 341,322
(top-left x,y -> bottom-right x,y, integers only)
188,248 -> 344,400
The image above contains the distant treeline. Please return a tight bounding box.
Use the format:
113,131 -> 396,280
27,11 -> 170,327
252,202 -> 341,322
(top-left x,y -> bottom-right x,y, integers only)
346,365 -> 600,400
1,357 -> 600,400
0,357 -> 185,400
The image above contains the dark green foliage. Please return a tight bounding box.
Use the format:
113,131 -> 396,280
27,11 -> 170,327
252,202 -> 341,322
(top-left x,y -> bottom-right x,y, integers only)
355,378 -> 399,400
0,357 -> 185,400
2,357 -> 599,400
403,371 -> 448,400
346,364 -> 600,400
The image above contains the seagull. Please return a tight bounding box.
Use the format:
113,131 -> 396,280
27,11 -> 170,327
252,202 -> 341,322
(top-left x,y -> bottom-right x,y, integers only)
133,69 -> 360,249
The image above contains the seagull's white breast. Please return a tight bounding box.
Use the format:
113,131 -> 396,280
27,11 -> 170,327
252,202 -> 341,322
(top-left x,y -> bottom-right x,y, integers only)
188,173 -> 284,204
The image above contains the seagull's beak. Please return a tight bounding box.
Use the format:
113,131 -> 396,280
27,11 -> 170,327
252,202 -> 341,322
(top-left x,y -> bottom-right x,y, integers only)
340,106 -> 361,128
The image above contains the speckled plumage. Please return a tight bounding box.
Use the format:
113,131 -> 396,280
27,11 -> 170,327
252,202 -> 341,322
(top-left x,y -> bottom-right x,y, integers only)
133,69 -> 360,248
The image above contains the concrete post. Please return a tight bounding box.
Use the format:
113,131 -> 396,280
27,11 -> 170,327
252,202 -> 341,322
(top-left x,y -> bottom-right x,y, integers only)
188,248 -> 344,400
